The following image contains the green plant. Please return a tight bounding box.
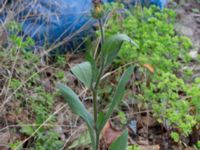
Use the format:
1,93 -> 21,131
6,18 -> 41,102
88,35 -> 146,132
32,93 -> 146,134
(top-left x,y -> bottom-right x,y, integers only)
145,72 -> 196,135
104,5 -> 192,73
170,132 -> 180,143
58,35 -> 136,150
17,80 -> 63,150
142,71 -> 200,145
1,22 -> 64,150
10,141 -> 23,150
118,111 -> 128,125
58,2 -> 138,150
186,78 -> 200,122
196,141 -> 200,149
103,3 -> 200,146
127,145 -> 140,150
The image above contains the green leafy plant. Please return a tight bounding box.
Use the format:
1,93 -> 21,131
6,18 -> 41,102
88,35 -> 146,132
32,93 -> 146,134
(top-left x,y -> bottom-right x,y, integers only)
105,5 -> 192,73
58,3 -> 138,149
58,34 -> 137,150
2,22 -> 64,150
144,72 -> 199,143
186,78 -> 200,123
146,73 -> 194,131
170,132 -> 180,143
118,111 -> 128,125
103,3 -> 199,146
127,145 -> 140,150
196,141 -> 200,149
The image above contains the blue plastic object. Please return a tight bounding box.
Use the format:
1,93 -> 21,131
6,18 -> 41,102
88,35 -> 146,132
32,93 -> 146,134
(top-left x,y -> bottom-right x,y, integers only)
19,0 -> 105,47
1,0 -> 167,51
150,0 -> 167,9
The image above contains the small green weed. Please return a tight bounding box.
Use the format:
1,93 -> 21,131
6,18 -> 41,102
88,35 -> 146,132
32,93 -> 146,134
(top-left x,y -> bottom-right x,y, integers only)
1,22 -> 64,150
104,3 -> 198,145
105,5 -> 192,73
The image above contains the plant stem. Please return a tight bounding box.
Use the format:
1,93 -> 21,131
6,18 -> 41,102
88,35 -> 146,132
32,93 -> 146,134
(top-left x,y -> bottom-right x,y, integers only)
96,132 -> 100,150
93,90 -> 98,126
91,1 -> 104,148
98,19 -> 104,44
92,17 -> 105,150
92,64 -> 104,150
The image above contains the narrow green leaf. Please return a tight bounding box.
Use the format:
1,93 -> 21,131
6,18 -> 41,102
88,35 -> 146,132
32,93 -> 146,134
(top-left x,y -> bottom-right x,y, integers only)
58,84 -> 96,149
99,66 -> 134,132
109,130 -> 128,150
102,34 -> 138,67
71,62 -> 92,88
97,112 -> 104,129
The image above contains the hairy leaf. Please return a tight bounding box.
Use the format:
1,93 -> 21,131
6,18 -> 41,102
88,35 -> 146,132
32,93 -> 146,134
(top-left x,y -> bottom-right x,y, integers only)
58,84 -> 96,149
71,62 -> 92,89
98,66 -> 134,132
102,34 -> 138,67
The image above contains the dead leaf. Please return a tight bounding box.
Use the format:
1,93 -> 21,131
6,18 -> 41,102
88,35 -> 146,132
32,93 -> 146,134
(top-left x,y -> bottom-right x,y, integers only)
141,116 -> 157,128
184,147 -> 196,150
139,145 -> 160,150
5,113 -> 17,123
41,78 -> 53,92
100,121 -> 123,149
137,139 -> 149,145
143,64 -> 154,73
0,132 -> 10,145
